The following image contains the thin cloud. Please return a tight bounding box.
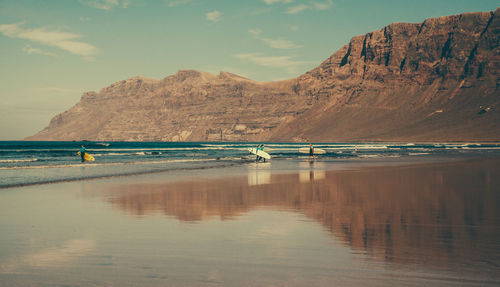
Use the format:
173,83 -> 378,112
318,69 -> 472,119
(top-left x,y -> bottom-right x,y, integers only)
263,0 -> 293,4
248,29 -> 262,36
286,4 -> 310,14
206,10 -> 222,23
121,0 -> 133,8
248,29 -> 302,49
167,0 -> 191,7
261,37 -> 302,49
312,0 -> 334,10
23,45 -> 55,56
0,23 -> 98,60
286,0 -> 334,14
250,7 -> 273,16
78,0 -> 119,10
78,0 -> 135,10
233,53 -> 312,74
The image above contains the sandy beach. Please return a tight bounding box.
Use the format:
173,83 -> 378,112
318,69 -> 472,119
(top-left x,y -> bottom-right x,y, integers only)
1,155 -> 499,286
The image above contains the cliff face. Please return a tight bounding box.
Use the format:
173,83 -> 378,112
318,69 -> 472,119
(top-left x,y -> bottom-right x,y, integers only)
272,9 -> 500,141
27,8 -> 500,142
29,72 -> 302,141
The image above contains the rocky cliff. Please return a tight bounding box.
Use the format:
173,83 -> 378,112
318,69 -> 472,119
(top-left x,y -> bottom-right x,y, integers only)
27,8 -> 500,142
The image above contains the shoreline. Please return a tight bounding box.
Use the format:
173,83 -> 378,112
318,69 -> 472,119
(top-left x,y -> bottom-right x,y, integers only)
11,139 -> 500,144
4,153 -> 497,191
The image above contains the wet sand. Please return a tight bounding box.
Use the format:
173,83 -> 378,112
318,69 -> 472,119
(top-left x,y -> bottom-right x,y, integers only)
1,157 -> 499,286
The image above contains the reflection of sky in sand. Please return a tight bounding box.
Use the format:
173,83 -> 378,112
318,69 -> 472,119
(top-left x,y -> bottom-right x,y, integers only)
1,239 -> 95,273
299,170 -> 326,183
247,162 -> 271,186
247,160 -> 328,186
298,161 -> 326,182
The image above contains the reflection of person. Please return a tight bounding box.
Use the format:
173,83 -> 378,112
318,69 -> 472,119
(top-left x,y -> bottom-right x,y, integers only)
80,145 -> 86,163
308,143 -> 315,162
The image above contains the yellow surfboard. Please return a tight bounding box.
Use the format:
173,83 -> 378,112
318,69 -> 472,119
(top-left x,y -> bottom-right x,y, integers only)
77,151 -> 95,162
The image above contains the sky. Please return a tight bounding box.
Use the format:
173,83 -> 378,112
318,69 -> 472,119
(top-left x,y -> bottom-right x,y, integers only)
0,0 -> 498,140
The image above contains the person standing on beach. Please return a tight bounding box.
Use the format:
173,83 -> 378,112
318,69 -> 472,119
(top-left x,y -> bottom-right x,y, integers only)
80,145 -> 86,162
308,143 -> 315,162
261,144 -> 266,163
255,144 -> 262,162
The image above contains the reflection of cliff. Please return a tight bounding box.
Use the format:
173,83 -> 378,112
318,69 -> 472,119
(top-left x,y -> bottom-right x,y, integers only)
304,162 -> 498,264
99,159 -> 499,265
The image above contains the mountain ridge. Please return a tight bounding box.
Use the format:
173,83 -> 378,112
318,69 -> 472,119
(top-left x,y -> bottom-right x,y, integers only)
27,8 -> 500,142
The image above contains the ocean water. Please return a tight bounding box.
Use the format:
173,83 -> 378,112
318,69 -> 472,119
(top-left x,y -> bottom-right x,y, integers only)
1,141 -> 499,188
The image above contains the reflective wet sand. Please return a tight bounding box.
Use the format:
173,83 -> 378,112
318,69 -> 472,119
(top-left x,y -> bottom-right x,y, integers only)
1,157 -> 499,286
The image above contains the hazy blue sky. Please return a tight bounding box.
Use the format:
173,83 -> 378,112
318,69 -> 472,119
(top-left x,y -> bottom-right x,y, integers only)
0,0 -> 498,139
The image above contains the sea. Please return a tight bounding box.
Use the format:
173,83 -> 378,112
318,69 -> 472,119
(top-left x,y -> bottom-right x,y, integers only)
1,141 -> 500,188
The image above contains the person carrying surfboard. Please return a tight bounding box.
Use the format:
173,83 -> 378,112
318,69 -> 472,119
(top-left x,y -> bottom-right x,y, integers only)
308,143 -> 315,162
80,145 -> 86,163
261,144 -> 267,162
255,144 -> 262,162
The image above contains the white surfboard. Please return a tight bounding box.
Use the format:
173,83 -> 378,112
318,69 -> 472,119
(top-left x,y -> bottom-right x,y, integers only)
248,148 -> 271,160
298,147 -> 326,155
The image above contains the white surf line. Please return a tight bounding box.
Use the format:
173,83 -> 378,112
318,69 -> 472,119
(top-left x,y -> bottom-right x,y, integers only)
0,158 -> 38,163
